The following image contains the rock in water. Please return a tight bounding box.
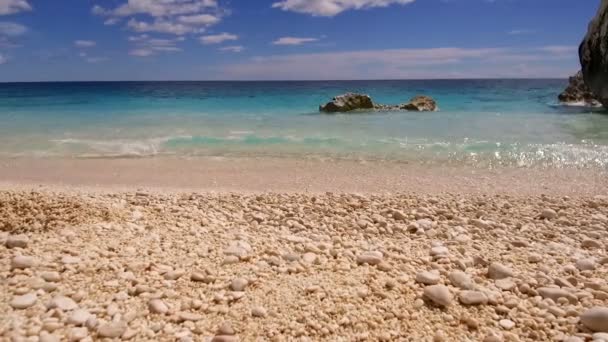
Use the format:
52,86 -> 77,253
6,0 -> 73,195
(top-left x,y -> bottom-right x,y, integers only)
319,93 -> 374,113
400,95 -> 438,111
580,0 -> 608,107
558,71 -> 600,106
320,93 -> 438,113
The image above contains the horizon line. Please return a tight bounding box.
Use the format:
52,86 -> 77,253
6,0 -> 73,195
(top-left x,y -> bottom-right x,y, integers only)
0,77 -> 568,84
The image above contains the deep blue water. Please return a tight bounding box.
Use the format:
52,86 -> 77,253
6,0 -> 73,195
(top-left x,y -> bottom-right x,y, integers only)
0,79 -> 607,167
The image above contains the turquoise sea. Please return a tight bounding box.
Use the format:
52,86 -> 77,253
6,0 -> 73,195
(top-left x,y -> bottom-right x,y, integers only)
0,80 -> 607,168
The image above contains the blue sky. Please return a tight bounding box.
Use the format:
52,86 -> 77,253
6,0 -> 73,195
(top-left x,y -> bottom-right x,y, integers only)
0,0 -> 600,81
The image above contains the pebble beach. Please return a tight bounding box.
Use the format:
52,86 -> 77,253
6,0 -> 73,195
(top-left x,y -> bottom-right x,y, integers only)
2,176 -> 608,341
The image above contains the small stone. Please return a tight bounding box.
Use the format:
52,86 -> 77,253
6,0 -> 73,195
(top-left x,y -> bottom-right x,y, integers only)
528,254 -> 542,263
211,336 -> 238,342
6,234 -> 29,248
459,291 -> 488,305
178,312 -> 203,321
69,327 -> 88,341
356,251 -> 383,266
164,269 -> 185,280
97,321 -> 127,338
538,287 -> 575,303
230,278 -> 248,292
540,208 -> 557,219
10,293 -> 37,309
39,332 -> 61,342
191,272 -> 214,283
393,210 -> 407,221
430,246 -> 449,256
416,270 -> 441,285
67,309 -> 91,326
148,299 -> 169,314
302,253 -> 317,264
576,258 -> 596,271
423,285 -> 452,307
563,336 -> 584,342
251,306 -> 267,317
449,271 -> 474,290
462,317 -> 479,330
11,255 -> 36,269
41,272 -> 61,282
48,295 -> 78,311
581,307 -> 608,332
499,319 -> 515,330
217,322 -> 235,335
582,239 -> 603,249
488,263 -> 513,280
495,278 -> 516,291
61,256 -> 81,264
593,332 -> 608,341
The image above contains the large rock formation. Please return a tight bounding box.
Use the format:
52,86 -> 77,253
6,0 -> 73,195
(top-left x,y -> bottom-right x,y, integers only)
580,0 -> 608,107
399,95 -> 438,112
319,93 -> 374,113
558,71 -> 600,106
320,93 -> 437,113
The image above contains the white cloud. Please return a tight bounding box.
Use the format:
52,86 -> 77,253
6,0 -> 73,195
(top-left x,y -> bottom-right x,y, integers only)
507,29 -> 535,35
74,40 -> 96,48
219,45 -> 244,53
0,21 -> 26,36
103,0 -> 218,18
217,46 -> 577,80
128,34 -> 183,57
0,0 -> 31,15
86,57 -> 108,63
272,0 -> 415,16
178,14 -> 220,25
200,32 -> 238,45
0,53 -> 6,64
93,0 -> 223,35
129,48 -> 154,57
273,37 -> 319,46
127,18 -> 195,35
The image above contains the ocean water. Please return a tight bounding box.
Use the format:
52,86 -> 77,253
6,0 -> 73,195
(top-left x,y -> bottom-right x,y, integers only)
0,80 -> 607,168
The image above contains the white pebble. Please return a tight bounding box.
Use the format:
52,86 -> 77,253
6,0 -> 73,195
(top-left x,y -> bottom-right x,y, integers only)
10,293 -> 37,309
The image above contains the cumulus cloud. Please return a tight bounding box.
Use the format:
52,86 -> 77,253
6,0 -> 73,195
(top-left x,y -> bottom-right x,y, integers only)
216,46 -> 577,80
128,34 -> 183,57
219,45 -> 244,53
93,0 -> 224,35
272,0 -> 415,16
200,32 -> 238,44
0,0 -> 31,15
74,40 -> 96,48
129,48 -> 155,57
178,14 -> 220,25
0,21 -> 26,36
273,37 -> 319,46
127,18 -> 195,35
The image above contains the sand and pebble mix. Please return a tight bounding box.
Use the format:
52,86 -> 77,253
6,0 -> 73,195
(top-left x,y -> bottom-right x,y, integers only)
1,189 -> 608,341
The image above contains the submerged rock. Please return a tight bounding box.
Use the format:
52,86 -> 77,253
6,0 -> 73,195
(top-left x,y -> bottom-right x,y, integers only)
319,93 -> 374,112
558,71 -> 600,107
580,0 -> 608,107
320,93 -> 437,113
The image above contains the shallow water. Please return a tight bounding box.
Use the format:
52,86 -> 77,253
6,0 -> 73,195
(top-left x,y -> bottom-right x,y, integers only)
0,79 -> 607,168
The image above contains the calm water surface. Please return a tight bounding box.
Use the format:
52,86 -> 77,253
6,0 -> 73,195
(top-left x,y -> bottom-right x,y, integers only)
0,79 -> 607,168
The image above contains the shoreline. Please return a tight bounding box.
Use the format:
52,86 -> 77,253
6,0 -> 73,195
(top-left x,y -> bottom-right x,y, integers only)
0,156 -> 606,196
